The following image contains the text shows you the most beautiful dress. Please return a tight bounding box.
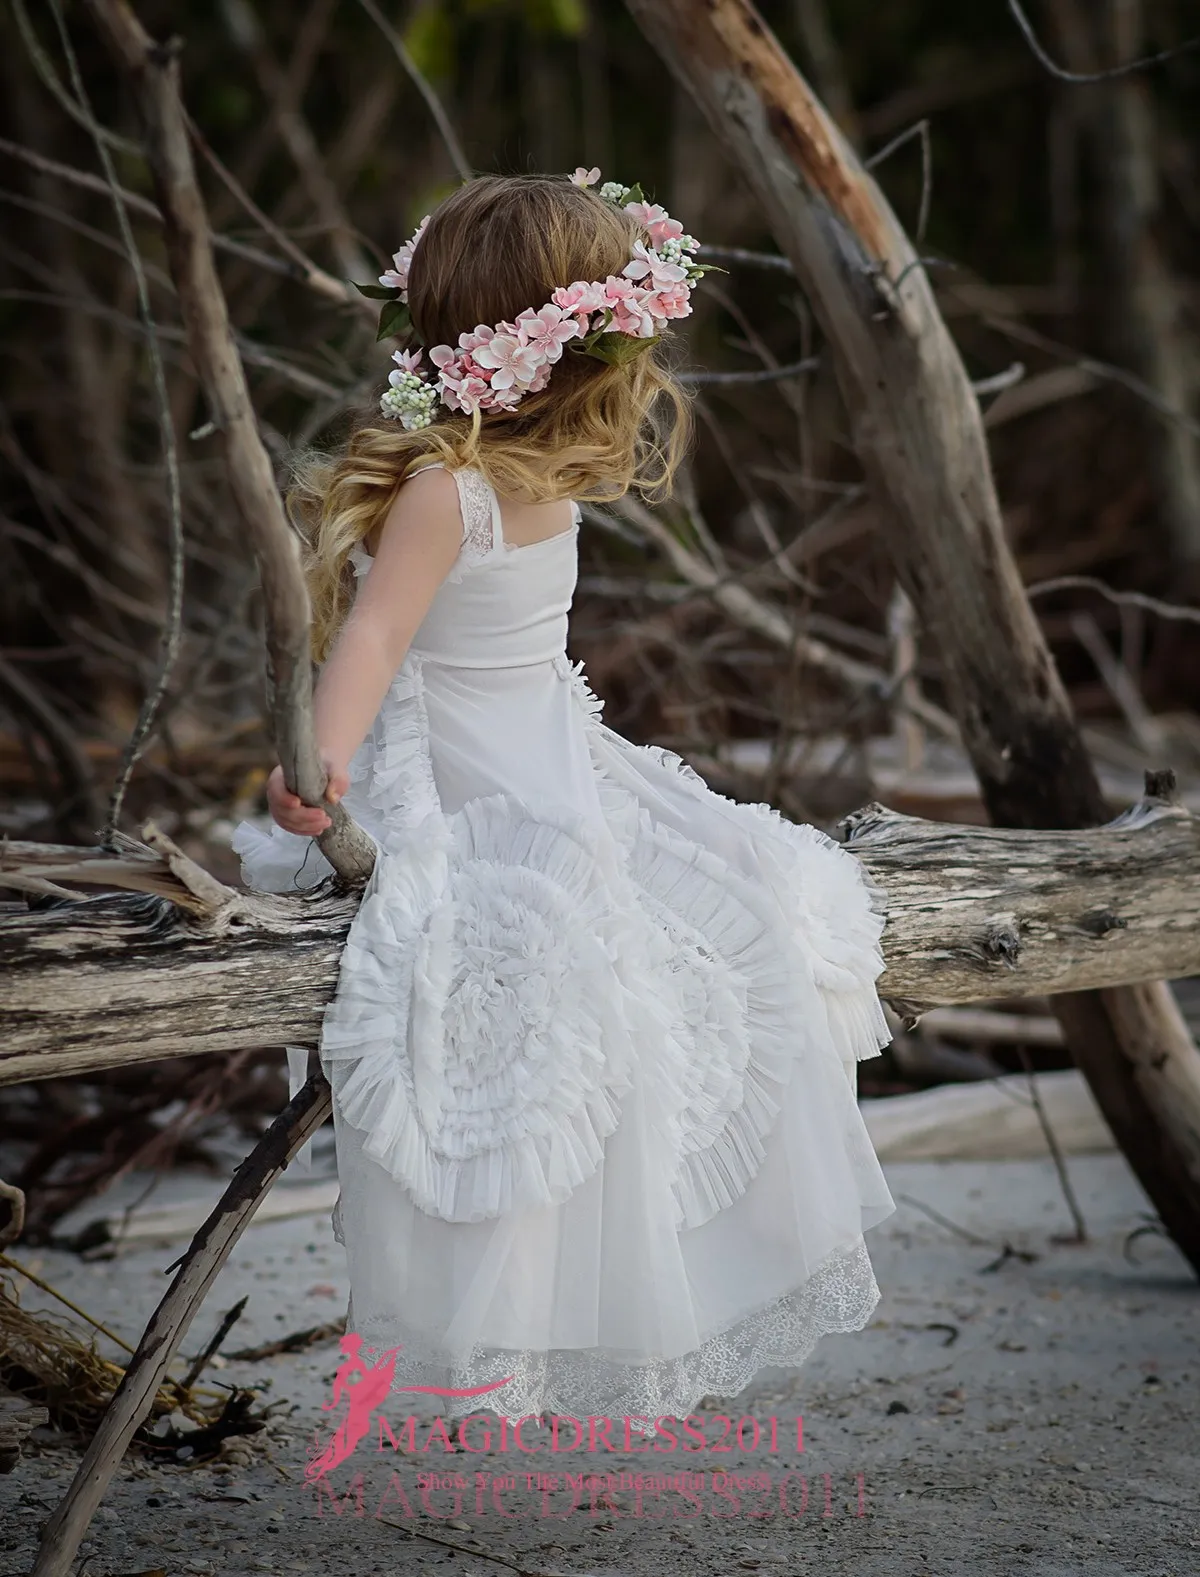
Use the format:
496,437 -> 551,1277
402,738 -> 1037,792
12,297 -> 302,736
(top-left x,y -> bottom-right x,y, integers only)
233,465 -> 897,1421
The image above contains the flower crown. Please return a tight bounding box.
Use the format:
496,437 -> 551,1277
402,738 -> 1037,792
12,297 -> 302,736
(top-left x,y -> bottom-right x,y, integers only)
354,170 -> 711,429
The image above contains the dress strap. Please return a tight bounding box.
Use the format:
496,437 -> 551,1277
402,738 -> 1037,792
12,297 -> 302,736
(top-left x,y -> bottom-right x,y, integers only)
349,463 -> 500,582
447,467 -> 501,575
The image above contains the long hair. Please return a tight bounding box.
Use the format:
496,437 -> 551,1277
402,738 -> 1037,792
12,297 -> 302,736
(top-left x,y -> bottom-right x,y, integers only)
293,174 -> 693,660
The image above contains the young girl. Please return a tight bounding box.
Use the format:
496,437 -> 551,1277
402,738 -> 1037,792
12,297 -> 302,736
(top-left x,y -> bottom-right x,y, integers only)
234,171 -> 895,1422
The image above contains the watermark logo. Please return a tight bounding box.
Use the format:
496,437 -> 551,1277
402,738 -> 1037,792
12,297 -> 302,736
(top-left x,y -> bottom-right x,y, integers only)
301,1331 -> 865,1524
305,1334 -> 513,1483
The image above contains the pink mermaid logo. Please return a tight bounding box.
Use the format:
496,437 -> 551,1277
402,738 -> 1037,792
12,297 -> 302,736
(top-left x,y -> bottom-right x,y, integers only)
305,1332 -> 514,1481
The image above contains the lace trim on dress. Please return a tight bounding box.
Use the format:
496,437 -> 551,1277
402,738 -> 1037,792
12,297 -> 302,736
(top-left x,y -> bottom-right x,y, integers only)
355,1237 -> 881,1422
445,467 -> 498,583
345,463 -> 498,585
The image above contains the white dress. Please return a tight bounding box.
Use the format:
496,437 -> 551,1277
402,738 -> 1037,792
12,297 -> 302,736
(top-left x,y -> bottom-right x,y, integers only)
233,464 -> 896,1421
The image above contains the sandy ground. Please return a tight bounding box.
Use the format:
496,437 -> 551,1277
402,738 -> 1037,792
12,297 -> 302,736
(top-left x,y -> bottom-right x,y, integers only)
1,1143 -> 1197,1577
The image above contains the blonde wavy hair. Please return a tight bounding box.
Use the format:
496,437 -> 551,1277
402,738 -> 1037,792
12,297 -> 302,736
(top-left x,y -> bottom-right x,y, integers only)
292,173 -> 693,661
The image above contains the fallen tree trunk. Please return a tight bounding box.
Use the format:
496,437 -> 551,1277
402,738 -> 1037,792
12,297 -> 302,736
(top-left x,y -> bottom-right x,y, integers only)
0,1394 -> 49,1475
622,0 -> 1200,1275
2,775 -> 1197,1087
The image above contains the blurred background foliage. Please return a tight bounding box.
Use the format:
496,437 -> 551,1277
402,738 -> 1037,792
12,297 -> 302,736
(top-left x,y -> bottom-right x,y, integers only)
1,0 -> 1199,855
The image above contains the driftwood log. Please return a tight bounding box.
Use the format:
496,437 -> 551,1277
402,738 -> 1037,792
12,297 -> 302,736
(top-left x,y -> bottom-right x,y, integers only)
0,1394 -> 49,1475
622,0 -> 1200,1278
2,774 -> 1198,1086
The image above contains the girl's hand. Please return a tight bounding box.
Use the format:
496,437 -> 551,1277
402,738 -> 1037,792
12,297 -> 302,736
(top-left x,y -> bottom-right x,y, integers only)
265,761 -> 349,837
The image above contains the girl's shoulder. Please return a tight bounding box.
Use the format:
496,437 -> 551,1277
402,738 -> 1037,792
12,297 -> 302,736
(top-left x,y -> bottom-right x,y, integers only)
413,464 -> 496,568
363,462 -> 491,563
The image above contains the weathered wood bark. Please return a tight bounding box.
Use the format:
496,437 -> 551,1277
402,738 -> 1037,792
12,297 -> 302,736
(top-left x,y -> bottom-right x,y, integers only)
0,1394 -> 49,1474
0,1179 -> 25,1249
84,0 -> 374,886
3,779 -> 1198,1086
29,1075 -> 330,1577
622,0 -> 1200,1273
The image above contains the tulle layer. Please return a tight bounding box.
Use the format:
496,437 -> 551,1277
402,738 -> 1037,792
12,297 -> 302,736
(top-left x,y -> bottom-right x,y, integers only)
359,1239 -> 882,1422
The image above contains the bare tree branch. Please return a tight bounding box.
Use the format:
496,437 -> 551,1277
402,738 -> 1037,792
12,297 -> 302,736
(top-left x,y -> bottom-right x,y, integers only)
353,0 -> 473,183
183,114 -> 368,314
46,0 -> 186,839
681,355 -> 819,386
0,138 -> 343,293
1006,0 -> 1199,84
83,0 -> 375,886
697,243 -> 795,272
10,0 -> 139,155
608,493 -> 960,738
1027,575 -> 1200,627
219,0 -> 369,279
622,0 -> 1200,1281
864,117 -> 932,243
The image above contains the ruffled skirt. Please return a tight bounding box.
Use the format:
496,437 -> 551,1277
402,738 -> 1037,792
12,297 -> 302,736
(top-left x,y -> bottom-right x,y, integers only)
233,651 -> 895,1420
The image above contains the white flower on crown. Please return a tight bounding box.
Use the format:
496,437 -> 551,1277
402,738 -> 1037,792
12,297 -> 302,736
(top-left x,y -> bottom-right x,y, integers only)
377,172 -> 704,428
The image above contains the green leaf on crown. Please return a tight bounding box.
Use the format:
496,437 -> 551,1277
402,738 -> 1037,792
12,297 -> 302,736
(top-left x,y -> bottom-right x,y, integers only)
580,331 -> 660,367
621,182 -> 645,207
376,299 -> 412,342
353,281 -> 401,300
571,308 -> 615,353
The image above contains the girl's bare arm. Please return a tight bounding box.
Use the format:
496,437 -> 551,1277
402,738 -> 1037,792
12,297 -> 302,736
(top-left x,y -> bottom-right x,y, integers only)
268,467 -> 463,836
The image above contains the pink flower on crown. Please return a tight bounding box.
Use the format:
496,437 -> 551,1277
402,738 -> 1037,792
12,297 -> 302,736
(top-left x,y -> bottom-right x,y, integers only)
526,359 -> 554,394
473,332 -> 543,390
643,280 -> 692,322
442,371 -> 490,413
487,383 -> 523,412
516,305 -> 580,363
602,276 -> 657,338
571,167 -> 601,187
378,215 -> 430,296
623,201 -> 684,248
429,344 -> 459,375
391,348 -> 424,375
458,324 -> 496,355
551,280 -> 608,323
622,241 -> 688,288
